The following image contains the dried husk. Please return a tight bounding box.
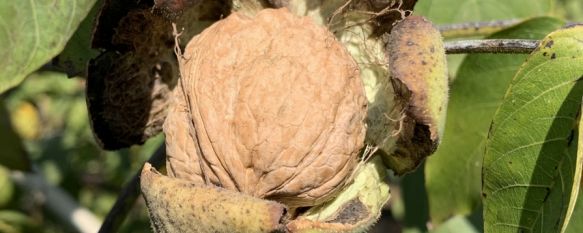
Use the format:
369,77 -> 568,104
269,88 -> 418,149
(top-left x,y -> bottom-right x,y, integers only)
165,8 -> 368,207
141,156 -> 388,233
386,15 -> 448,174
231,0 -> 272,16
140,163 -> 287,233
87,7 -> 178,149
88,0 -> 226,149
86,51 -> 176,150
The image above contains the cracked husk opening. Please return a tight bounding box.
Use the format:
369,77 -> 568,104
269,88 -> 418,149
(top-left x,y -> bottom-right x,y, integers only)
138,1 -> 451,232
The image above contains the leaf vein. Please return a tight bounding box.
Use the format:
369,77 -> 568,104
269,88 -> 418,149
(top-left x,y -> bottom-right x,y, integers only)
496,80 -> 575,129
490,137 -> 567,165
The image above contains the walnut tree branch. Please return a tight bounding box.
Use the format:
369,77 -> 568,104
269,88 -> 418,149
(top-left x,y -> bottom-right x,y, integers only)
98,144 -> 166,233
444,39 -> 540,54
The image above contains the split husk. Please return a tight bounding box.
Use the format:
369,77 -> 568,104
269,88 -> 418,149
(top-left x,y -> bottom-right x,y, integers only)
386,15 -> 448,174
140,1 -> 452,232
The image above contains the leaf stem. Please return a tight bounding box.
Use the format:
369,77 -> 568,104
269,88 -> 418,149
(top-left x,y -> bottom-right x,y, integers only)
444,39 -> 540,54
97,144 -> 166,233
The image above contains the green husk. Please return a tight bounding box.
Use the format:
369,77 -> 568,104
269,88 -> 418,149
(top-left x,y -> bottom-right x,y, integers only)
288,156 -> 390,233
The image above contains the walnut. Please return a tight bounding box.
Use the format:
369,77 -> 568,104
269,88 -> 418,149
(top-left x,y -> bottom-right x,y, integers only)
164,8 -> 368,207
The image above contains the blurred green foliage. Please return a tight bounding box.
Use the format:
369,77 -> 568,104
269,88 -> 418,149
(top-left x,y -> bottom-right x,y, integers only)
0,71 -> 163,233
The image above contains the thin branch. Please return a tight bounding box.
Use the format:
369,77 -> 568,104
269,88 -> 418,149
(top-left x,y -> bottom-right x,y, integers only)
98,144 -> 166,233
11,170 -> 101,233
438,19 -> 521,39
444,39 -> 540,54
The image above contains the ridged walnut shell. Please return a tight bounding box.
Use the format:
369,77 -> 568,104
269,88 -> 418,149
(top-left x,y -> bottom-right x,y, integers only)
164,8 -> 367,207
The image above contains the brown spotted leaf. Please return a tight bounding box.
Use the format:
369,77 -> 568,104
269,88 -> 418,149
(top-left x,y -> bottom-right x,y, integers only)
482,25 -> 583,233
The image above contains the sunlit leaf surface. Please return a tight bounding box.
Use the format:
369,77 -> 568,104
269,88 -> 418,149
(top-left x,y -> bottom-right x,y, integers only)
0,0 -> 97,93
483,25 -> 583,233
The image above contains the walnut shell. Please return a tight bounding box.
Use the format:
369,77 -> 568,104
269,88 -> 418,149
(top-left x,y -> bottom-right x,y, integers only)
164,8 -> 367,207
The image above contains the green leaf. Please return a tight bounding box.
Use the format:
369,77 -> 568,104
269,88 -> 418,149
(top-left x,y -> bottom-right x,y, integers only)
415,0 -> 552,24
482,25 -> 583,233
0,0 -> 98,93
0,100 -> 30,171
565,186 -> 583,233
563,100 -> 583,233
53,1 -> 101,77
425,17 -> 564,225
